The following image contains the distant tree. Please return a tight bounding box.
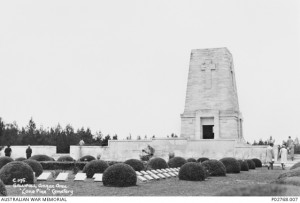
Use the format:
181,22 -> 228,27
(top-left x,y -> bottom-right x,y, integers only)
102,134 -> 111,146
112,134 -> 118,140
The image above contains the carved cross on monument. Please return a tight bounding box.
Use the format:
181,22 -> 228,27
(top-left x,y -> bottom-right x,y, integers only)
201,59 -> 216,89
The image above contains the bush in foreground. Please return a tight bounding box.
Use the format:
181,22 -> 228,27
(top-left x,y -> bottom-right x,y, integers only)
79,155 -> 96,162
23,159 -> 43,177
178,162 -> 206,181
216,184 -> 300,196
15,157 -> 26,161
251,158 -> 262,168
103,163 -> 137,187
57,156 -> 75,162
246,159 -> 256,169
0,161 -> 34,185
147,158 -> 168,170
277,168 -> 300,180
0,180 -> 6,196
290,162 -> 300,170
29,155 -> 53,162
124,159 -> 144,171
187,158 -> 197,162
202,159 -> 226,176
238,160 -> 249,171
83,160 -> 109,178
273,177 -> 300,187
219,157 -> 241,173
197,157 -> 209,163
0,157 -> 14,169
168,157 -> 187,168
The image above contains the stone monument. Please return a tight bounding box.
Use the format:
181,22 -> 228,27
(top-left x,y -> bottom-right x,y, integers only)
181,48 -> 243,140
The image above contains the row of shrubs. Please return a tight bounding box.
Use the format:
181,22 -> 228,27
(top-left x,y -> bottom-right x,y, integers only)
0,155 -> 264,196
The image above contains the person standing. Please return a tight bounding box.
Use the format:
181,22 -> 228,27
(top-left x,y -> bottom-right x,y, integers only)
290,142 -> 295,161
4,145 -> 12,157
26,145 -> 32,159
266,143 -> 274,170
268,136 -> 275,144
279,145 -> 288,170
287,136 -> 293,148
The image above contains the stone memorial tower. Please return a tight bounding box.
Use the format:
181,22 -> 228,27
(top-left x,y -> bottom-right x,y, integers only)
181,48 -> 243,140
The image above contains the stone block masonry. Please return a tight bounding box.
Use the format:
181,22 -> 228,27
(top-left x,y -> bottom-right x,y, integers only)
181,48 -> 243,140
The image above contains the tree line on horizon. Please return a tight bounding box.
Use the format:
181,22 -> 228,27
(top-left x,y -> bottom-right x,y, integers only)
0,117 -> 117,153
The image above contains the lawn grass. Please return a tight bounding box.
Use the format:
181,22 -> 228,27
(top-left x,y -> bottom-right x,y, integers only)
6,167 -> 284,196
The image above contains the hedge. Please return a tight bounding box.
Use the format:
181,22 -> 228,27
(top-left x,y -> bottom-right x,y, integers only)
0,157 -> 14,169
219,157 -> 241,173
124,159 -> 144,171
238,160 -> 249,171
0,180 -> 6,196
39,161 -> 87,170
147,158 -> 168,170
103,163 -> 137,187
29,155 -> 53,161
273,177 -> 300,187
57,156 -> 75,162
216,184 -> 300,196
23,159 -> 43,177
277,168 -> 300,180
251,158 -> 262,168
187,158 -> 197,162
83,160 -> 109,178
197,157 -> 209,163
178,162 -> 206,181
246,159 -> 256,169
290,162 -> 300,170
0,161 -> 34,185
168,157 -> 187,168
202,159 -> 226,176
15,157 -> 26,161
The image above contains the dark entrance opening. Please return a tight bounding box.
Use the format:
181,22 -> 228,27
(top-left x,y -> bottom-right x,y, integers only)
203,125 -> 214,139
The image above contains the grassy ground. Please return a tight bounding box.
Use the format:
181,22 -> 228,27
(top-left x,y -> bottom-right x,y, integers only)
6,166 -> 285,196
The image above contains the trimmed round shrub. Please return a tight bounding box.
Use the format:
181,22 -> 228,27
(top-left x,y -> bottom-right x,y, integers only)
290,162 -> 300,170
197,157 -> 209,163
187,158 -> 197,162
103,163 -> 137,187
178,162 -> 206,181
0,157 -> 14,169
246,159 -> 256,169
252,158 -> 262,168
274,177 -> 300,187
82,160 -> 109,178
215,184 -> 300,196
147,158 -> 168,170
23,159 -> 43,177
124,159 -> 144,171
168,157 -> 187,168
79,155 -> 96,162
0,161 -> 34,185
277,168 -> 300,180
57,156 -> 75,162
219,157 -> 241,173
0,179 -> 6,196
202,159 -> 226,176
29,155 -> 53,161
238,160 -> 249,171
15,157 -> 26,161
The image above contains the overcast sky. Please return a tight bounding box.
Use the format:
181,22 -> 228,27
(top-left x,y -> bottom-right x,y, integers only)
0,0 -> 299,144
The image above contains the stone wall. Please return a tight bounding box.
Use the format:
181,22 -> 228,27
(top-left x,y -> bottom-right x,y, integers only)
0,146 -> 56,159
70,139 -> 268,162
